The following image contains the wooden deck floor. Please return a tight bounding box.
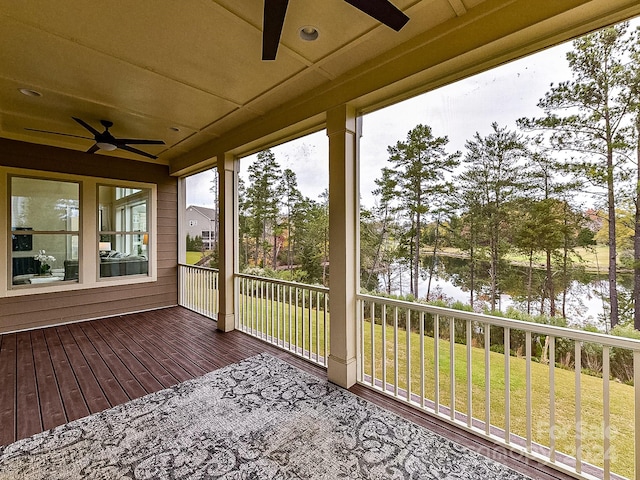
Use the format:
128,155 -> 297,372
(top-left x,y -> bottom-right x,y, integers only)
0,306 -> 572,480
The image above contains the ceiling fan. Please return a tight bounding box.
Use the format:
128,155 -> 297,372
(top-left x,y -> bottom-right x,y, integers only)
26,117 -> 165,159
262,0 -> 410,60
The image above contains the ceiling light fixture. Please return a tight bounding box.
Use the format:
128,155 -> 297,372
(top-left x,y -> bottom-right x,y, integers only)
299,26 -> 319,41
95,142 -> 117,151
19,88 -> 42,97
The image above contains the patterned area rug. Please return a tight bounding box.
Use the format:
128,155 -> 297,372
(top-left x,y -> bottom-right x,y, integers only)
0,353 -> 531,479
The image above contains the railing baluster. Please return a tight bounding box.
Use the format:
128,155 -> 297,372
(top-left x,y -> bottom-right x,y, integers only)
371,301 -> 376,388
484,323 -> 490,436
504,327 -> 510,444
288,285 -> 293,351
276,284 -> 281,347
635,350 -> 640,480
420,311 -> 425,409
323,292 -> 328,365
393,305 -> 399,398
382,304 -> 387,394
316,291 -> 320,364
434,314 -> 440,415
550,336 -> 556,463
466,319 -> 472,428
406,309 -> 411,403
526,331 -> 532,453
293,287 -> 298,355
603,345 -> 610,480
302,288 -> 306,358
449,316 -> 455,421
575,341 -> 582,474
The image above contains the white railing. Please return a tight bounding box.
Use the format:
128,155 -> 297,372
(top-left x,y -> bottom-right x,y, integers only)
357,293 -> 640,480
237,273 -> 329,367
178,264 -> 219,319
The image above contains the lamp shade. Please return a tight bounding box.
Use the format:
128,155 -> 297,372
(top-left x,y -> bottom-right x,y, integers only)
99,241 -> 111,251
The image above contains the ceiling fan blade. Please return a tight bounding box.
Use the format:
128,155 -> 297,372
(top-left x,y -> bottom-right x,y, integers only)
114,139 -> 165,145
119,144 -> 158,159
72,117 -> 101,136
262,0 -> 289,60
25,128 -> 92,140
86,144 -> 100,154
344,0 -> 409,31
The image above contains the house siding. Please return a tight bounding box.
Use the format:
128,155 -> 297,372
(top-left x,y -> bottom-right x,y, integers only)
0,139 -> 178,333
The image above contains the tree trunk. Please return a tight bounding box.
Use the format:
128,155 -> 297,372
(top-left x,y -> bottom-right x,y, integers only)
546,249 -> 556,317
489,219 -> 499,312
607,146 -> 619,328
469,243 -> 475,307
527,250 -> 533,315
634,115 -> 640,331
426,218 -> 440,301
414,211 -> 421,298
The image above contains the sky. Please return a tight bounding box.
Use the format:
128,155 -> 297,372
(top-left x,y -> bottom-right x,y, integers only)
185,35 -> 578,209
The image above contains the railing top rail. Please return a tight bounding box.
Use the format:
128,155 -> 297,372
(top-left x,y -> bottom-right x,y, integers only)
236,272 -> 330,293
179,263 -> 219,273
357,293 -> 640,351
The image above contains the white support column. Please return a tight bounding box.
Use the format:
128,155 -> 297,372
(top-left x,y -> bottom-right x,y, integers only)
327,104 -> 359,388
177,177 -> 187,266
217,153 -> 237,332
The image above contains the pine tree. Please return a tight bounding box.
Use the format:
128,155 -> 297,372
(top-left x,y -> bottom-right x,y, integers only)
518,23 -> 637,328
386,124 -> 460,298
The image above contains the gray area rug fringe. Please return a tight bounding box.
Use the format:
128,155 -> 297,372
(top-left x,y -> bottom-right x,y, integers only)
0,353 -> 531,479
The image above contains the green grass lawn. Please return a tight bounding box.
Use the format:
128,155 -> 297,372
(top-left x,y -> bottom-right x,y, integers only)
362,320 -> 635,478
186,251 -> 204,265
437,245 -> 612,272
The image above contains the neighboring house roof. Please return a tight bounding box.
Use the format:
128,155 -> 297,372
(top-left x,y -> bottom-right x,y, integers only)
187,205 -> 217,221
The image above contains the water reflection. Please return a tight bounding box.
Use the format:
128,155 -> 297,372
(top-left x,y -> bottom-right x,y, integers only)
386,255 -> 630,329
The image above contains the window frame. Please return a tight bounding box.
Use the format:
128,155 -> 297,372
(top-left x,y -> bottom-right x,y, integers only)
2,167 -> 157,297
97,184 -> 151,280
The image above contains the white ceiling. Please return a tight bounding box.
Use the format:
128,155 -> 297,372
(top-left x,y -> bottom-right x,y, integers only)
1,0 -> 639,174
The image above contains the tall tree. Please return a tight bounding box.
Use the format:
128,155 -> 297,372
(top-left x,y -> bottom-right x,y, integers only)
629,35 -> 640,331
459,123 -> 526,311
243,150 -> 282,267
518,23 -> 637,328
366,167 -> 400,292
386,124 -> 461,298
281,168 -> 303,271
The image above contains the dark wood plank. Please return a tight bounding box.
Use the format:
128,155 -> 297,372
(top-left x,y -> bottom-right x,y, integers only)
56,326 -> 111,414
15,332 -> 42,439
91,320 -> 168,392
30,329 -> 66,430
78,322 -> 146,400
0,334 -> 17,445
109,317 -> 200,383
65,323 -> 129,406
124,315 -> 214,376
43,328 -> 89,422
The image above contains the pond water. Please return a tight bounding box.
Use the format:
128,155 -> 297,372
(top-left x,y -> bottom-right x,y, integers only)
385,255 -> 629,330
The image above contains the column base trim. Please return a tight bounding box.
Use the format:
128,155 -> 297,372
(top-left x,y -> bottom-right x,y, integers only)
327,354 -> 357,388
216,313 -> 235,332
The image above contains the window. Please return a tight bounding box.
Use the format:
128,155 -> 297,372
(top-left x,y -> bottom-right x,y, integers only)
98,185 -> 150,278
10,177 -> 80,286
202,231 -> 210,239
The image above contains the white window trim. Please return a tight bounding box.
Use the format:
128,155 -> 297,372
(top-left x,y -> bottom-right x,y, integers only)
1,167 -> 157,297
